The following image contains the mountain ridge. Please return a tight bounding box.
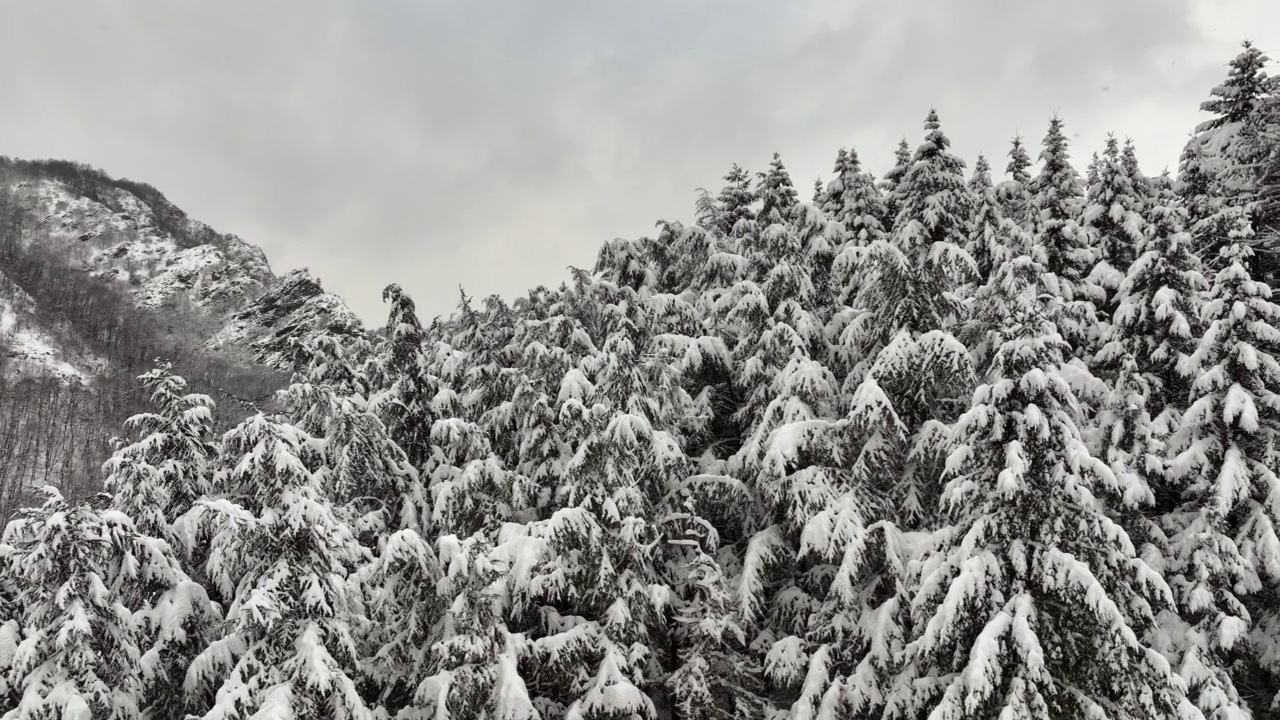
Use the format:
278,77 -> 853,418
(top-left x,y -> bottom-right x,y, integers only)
0,155 -> 362,382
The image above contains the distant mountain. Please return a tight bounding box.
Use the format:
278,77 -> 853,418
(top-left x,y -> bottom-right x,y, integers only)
0,156 -> 362,383
0,157 -> 363,512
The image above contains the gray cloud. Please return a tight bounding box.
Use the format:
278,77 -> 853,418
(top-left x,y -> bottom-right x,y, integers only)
2,0 -> 1276,324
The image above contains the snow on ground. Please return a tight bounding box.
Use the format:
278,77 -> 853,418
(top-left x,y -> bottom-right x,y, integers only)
0,280 -> 95,384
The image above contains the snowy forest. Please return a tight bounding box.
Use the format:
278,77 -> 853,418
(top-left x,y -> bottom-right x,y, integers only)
6,40 -> 1280,720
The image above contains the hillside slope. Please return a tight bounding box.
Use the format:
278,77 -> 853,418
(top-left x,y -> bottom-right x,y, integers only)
0,157 -> 362,381
0,157 -> 363,514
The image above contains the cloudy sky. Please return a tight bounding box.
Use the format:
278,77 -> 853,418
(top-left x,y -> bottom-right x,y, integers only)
2,1 -> 1277,325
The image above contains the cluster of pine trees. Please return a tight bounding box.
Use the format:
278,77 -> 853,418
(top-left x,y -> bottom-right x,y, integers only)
5,41 -> 1280,720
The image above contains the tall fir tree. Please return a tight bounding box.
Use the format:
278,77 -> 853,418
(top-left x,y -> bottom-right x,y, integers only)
997,133 -> 1035,228
758,153 -> 801,228
1164,242 -> 1280,715
368,284 -> 441,474
880,138 -> 913,228
889,248 -> 1191,720
1083,134 -> 1148,316
187,414 -> 375,720
1183,41 -> 1280,278
103,363 -> 218,547
841,109 -> 976,527
1030,116 -> 1095,284
0,490 -> 144,720
967,153 -> 1028,282
1094,198 -> 1207,416
696,164 -> 757,240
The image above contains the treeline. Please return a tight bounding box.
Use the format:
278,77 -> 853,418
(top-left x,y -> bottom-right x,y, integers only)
5,40 -> 1280,720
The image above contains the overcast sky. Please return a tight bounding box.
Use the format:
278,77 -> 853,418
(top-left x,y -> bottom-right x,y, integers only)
2,1 -> 1277,326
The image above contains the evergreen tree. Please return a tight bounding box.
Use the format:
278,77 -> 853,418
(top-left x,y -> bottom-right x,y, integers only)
1183,41 -> 1280,278
967,153 -> 1028,282
890,249 -> 1190,720
997,134 -> 1035,227
758,153 -> 800,227
1083,134 -> 1148,316
818,148 -> 854,221
1164,242 -> 1280,715
880,139 -> 913,228
665,484 -> 767,720
0,548 -> 18,711
1122,138 -> 1155,207
696,164 -> 757,239
283,336 -> 425,540
840,109 -> 976,527
1030,116 -> 1094,283
103,363 -> 217,546
516,408 -> 686,719
383,535 -> 535,720
187,414 -> 374,720
1094,198 -> 1207,415
0,490 -> 144,720
848,110 -> 975,349
368,284 -> 441,473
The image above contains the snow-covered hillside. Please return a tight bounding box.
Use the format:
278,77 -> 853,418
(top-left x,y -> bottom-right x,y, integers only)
0,162 -> 362,380
0,272 -> 101,382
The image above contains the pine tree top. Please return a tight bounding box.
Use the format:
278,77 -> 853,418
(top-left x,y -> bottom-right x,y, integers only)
1006,134 -> 1033,185
1199,40 -> 1278,129
969,154 -> 993,192
757,152 -> 799,225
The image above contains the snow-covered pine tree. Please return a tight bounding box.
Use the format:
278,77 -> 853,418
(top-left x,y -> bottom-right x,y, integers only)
665,476 -> 767,720
1026,116 -> 1107,358
360,525 -> 536,720
282,334 -> 425,541
1163,242 -> 1280,715
1086,151 -> 1102,190
0,489 -> 143,720
1122,138 -> 1157,209
1183,41 -> 1280,278
835,149 -> 888,249
696,164 -> 757,240
757,153 -> 801,228
426,415 -> 526,539
356,526 -> 446,716
818,148 -> 854,222
1030,116 -> 1095,284
841,109 -> 976,526
824,148 -> 889,327
849,110 -> 974,348
0,546 -> 17,711
491,307 -> 599,519
733,352 -> 844,644
187,414 -> 374,720
996,134 -> 1035,227
367,284 -> 441,473
787,512 -> 921,720
1083,134 -> 1148,316
516,408 -> 686,719
1090,351 -> 1166,555
890,247 -> 1191,720
105,509 -> 223,720
103,362 -> 218,546
967,153 -> 1026,282
1093,197 -> 1207,416
880,139 -> 913,229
